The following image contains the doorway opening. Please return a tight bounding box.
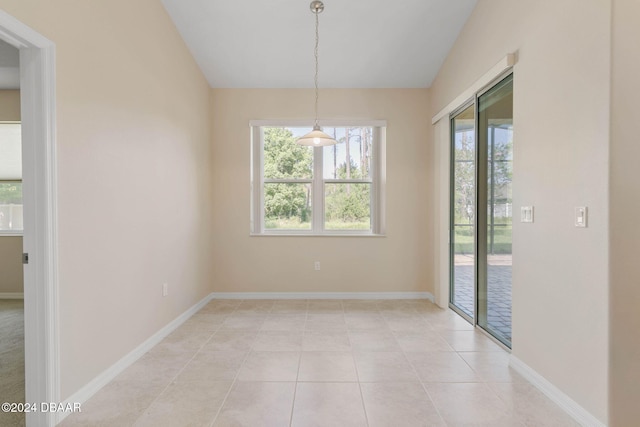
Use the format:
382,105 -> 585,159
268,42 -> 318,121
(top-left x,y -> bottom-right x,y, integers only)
0,9 -> 59,427
0,42 -> 25,424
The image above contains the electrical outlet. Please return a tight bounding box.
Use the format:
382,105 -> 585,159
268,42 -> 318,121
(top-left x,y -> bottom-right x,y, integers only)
162,283 -> 168,297
314,261 -> 320,271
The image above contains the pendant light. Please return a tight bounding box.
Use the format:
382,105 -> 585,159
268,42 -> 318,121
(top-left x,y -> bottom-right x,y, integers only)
296,1 -> 337,147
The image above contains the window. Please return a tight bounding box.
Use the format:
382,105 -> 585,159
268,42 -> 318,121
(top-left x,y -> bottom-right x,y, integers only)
251,121 -> 386,235
0,122 -> 22,233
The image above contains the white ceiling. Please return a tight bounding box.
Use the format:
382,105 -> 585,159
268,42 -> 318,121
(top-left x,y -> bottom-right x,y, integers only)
161,0 -> 477,89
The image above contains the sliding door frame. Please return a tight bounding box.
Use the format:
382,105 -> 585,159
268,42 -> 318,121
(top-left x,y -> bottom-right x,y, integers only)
449,69 -> 514,349
448,98 -> 477,325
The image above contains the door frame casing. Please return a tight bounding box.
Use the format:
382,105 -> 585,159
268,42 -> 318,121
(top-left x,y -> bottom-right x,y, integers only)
0,10 -> 59,427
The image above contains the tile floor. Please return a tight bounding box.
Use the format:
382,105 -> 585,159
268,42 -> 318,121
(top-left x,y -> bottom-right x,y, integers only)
59,299 -> 578,427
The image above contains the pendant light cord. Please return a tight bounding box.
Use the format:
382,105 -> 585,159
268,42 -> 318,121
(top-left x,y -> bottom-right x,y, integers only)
314,8 -> 319,128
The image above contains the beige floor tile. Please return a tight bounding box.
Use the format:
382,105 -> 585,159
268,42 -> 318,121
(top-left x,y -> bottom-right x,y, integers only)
459,351 -> 525,382
261,314 -> 306,331
423,311 -> 475,331
51,299 -> 579,427
133,380 -> 232,427
291,382 -> 367,427
176,351 -> 247,382
60,379 -> 165,427
147,340 -> 200,359
438,330 -> 504,352
305,313 -> 346,330
307,300 -> 344,313
406,351 -> 481,383
411,300 -> 443,314
160,327 -> 216,351
383,313 -> 432,332
199,300 -> 241,314
203,331 -> 257,352
235,300 -> 275,314
342,300 -> 381,313
180,312 -> 228,331
424,382 -> 520,426
393,330 -> 455,352
376,300 -> 420,315
114,348 -> 194,385
237,351 -> 300,381
213,381 -> 295,427
354,351 -> 420,382
206,299 -> 242,307
344,313 -> 388,330
252,331 -> 303,351
361,382 -> 445,427
490,383 -> 580,426
302,330 -> 351,351
348,330 -> 401,351
190,310 -> 230,322
270,300 -> 308,314
220,314 -> 266,330
298,351 -> 358,382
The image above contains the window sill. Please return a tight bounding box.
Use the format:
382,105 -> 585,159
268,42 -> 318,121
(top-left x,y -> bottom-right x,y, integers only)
0,231 -> 24,237
250,233 -> 386,238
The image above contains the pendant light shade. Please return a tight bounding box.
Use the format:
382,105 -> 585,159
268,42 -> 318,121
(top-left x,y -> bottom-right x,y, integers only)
296,1 -> 337,147
296,125 -> 337,147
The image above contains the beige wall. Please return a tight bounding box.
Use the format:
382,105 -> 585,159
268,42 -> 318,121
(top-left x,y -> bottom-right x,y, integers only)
430,0 -> 609,422
0,236 -> 22,293
0,89 -> 19,120
609,0 -> 640,424
210,89 -> 432,294
0,90 -> 22,294
0,0 -> 213,399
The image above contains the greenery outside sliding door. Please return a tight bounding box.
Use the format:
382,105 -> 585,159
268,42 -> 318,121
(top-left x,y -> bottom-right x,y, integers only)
450,73 -> 513,348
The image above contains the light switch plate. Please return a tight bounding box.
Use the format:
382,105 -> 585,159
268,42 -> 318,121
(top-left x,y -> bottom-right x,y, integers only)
575,206 -> 588,228
521,206 -> 534,223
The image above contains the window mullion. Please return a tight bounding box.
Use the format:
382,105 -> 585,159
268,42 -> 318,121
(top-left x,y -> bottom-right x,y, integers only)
264,179 -> 312,184
252,126 -> 264,234
373,126 -> 384,234
313,146 -> 324,234
323,179 -> 372,184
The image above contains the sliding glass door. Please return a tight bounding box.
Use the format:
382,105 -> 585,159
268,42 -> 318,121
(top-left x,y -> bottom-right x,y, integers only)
477,74 -> 513,347
450,73 -> 513,348
450,103 -> 476,321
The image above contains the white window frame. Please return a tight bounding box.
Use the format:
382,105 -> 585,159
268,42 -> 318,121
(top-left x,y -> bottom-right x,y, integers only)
251,120 -> 386,236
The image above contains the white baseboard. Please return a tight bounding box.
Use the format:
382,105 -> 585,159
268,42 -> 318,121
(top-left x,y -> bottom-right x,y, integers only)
509,355 -> 605,427
0,292 -> 24,299
57,292 -> 215,424
212,291 -> 435,302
